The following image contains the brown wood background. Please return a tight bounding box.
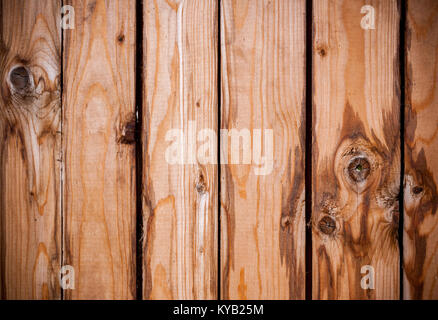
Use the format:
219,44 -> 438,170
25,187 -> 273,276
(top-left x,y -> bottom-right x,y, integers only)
0,0 -> 437,300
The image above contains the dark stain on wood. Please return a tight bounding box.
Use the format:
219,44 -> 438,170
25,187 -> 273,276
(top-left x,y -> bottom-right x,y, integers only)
279,114 -> 305,299
88,1 -> 97,14
316,245 -> 335,299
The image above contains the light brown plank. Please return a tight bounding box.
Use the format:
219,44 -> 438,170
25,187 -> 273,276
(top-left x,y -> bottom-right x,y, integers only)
0,0 -> 61,299
312,0 -> 400,299
404,0 -> 438,300
142,0 -> 218,299
63,0 -> 136,299
220,0 -> 306,299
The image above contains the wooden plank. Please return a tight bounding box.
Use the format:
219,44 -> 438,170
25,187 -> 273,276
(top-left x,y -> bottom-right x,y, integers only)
0,0 -> 61,299
312,0 -> 400,299
142,0 -> 218,299
63,0 -> 136,299
220,0 -> 306,299
404,0 -> 438,300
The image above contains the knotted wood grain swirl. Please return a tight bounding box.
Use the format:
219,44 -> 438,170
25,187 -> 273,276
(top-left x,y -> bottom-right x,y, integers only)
404,0 -> 438,300
0,0 -> 61,299
312,0 -> 400,299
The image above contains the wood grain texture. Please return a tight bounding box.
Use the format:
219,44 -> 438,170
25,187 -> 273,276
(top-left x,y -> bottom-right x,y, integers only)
404,0 -> 438,300
63,0 -> 136,299
142,0 -> 218,299
221,0 -> 306,299
0,0 -> 61,299
312,0 -> 400,299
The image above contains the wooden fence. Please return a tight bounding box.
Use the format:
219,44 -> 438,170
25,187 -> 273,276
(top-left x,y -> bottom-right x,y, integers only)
0,0 -> 437,300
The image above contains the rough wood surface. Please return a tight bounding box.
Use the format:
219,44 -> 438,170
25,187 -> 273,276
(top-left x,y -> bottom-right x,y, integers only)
220,0 -> 306,299
2,0 -> 438,301
0,0 -> 61,299
312,0 -> 400,299
404,0 -> 438,300
142,0 -> 218,299
63,0 -> 137,299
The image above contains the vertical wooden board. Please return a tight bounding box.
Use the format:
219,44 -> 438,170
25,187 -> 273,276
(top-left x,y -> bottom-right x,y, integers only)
0,0 -> 61,299
221,0 -> 306,299
142,0 -> 218,299
312,0 -> 400,299
63,0 -> 136,299
404,0 -> 438,300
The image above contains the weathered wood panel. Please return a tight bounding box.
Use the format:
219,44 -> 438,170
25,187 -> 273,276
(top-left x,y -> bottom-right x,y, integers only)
0,0 -> 61,299
142,0 -> 218,299
63,0 -> 136,299
312,0 -> 400,299
404,0 -> 438,300
220,0 -> 306,299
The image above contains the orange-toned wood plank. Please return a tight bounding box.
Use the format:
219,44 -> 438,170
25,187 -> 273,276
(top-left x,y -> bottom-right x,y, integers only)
312,0 -> 400,299
404,0 -> 438,300
142,0 -> 218,299
0,0 -> 61,299
220,0 -> 306,299
63,0 -> 136,299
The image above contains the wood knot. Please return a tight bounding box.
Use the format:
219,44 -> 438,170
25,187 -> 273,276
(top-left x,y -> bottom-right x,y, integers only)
318,216 -> 336,235
347,157 -> 371,182
412,186 -> 424,195
195,172 -> 207,194
10,66 -> 30,91
117,34 -> 125,44
316,45 -> 327,57
281,215 -> 291,229
119,117 -> 136,144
